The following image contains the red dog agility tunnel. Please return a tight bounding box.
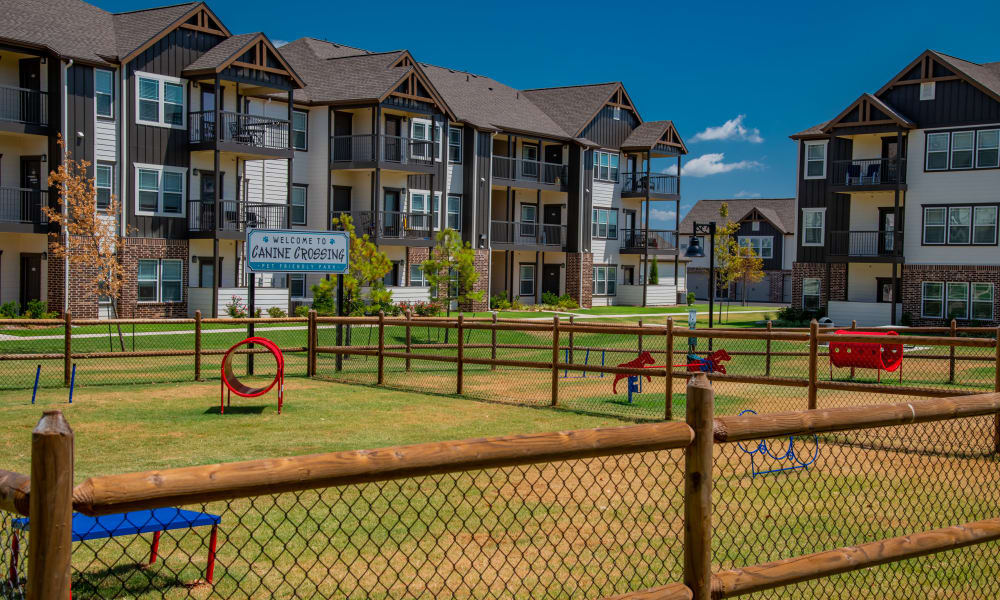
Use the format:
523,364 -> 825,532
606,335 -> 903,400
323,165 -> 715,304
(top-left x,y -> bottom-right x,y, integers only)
829,329 -> 903,382
220,337 -> 285,414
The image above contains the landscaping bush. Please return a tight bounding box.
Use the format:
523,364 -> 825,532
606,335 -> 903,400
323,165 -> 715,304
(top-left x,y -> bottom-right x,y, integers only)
490,294 -> 511,311
0,301 -> 20,318
23,299 -> 49,319
541,291 -> 559,306
649,257 -> 659,285
555,294 -> 578,310
412,301 -> 442,317
267,306 -> 287,318
294,305 -> 310,317
687,291 -> 696,306
225,296 -> 247,318
775,305 -> 825,326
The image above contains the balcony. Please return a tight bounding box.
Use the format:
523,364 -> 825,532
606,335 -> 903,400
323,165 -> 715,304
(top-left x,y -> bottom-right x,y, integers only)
0,85 -> 48,133
620,229 -> 678,255
189,111 -> 292,158
329,134 -> 437,173
491,220 -> 566,249
491,156 -> 568,191
188,200 -> 289,239
620,173 -> 679,199
0,187 -> 47,232
330,210 -> 440,244
828,230 -> 903,262
830,158 -> 906,191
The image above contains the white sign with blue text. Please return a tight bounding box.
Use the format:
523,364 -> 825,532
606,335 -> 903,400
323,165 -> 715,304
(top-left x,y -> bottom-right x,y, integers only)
246,229 -> 350,274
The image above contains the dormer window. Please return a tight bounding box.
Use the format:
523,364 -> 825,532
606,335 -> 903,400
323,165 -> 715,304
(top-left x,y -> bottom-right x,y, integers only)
920,82 -> 936,101
613,106 -> 621,121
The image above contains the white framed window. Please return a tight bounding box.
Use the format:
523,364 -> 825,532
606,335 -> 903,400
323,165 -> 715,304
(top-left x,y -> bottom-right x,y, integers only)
446,194 -> 461,230
291,110 -> 307,150
751,221 -> 760,231
134,164 -> 186,216
591,208 -> 618,239
137,259 -> 183,303
739,236 -> 773,259
135,72 -> 185,128
925,132 -> 950,170
592,265 -> 617,296
946,282 -> 969,320
920,81 -> 936,101
95,69 -> 114,118
95,163 -> 113,210
519,264 -> 535,297
950,131 -> 975,169
520,203 -> 536,223
972,282 -> 994,320
289,274 -> 306,298
409,264 -> 427,287
804,141 -> 827,179
448,127 -> 462,163
802,278 -> 821,311
976,129 -> 1000,168
923,207 -> 946,244
592,150 -> 619,182
947,206 -> 971,244
410,119 -> 442,161
974,206 -> 998,245
921,281 -> 944,318
801,208 -> 825,246
291,184 -> 307,225
613,106 -> 622,121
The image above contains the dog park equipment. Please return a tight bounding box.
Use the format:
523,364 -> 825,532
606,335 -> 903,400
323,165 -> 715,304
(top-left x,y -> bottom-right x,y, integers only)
68,363 -> 76,403
736,409 -> 820,477
8,508 -> 221,589
561,348 -> 607,379
612,350 -> 732,403
31,365 -> 40,404
829,329 -> 903,383
220,336 -> 284,414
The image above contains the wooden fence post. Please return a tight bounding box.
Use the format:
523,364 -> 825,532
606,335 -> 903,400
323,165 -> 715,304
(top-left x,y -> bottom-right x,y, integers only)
27,410 -> 74,600
684,373 -> 714,600
568,314 -> 575,366
638,319 -> 643,353
490,311 -> 497,370
456,314 -> 464,395
551,316 -> 560,406
765,320 -> 772,377
405,309 -> 412,372
194,310 -> 202,381
63,311 -> 72,387
949,319 -> 957,384
808,319 -> 818,410
377,311 -> 385,385
306,310 -> 316,377
665,317 -> 674,421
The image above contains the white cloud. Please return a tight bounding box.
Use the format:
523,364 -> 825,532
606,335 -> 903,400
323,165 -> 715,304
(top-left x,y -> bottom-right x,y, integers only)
272,39 -> 290,47
681,153 -> 763,178
733,190 -> 761,199
649,208 -> 676,222
691,115 -> 763,143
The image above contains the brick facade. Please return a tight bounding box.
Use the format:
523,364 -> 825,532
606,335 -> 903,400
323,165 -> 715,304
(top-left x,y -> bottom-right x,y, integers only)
791,262 -> 845,312
119,238 -> 189,318
902,264 -> 1000,326
46,234 -> 113,318
459,249 -> 489,311
566,252 -> 593,308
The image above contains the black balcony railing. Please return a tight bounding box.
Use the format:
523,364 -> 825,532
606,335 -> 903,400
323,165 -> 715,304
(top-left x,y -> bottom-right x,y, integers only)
491,220 -> 565,247
621,229 -> 677,252
831,158 -> 906,187
829,230 -> 902,257
0,187 -> 47,225
330,134 -> 437,167
331,210 -> 442,240
492,156 -> 568,187
620,173 -> 679,196
0,85 -> 47,127
188,200 -> 289,234
189,111 -> 290,151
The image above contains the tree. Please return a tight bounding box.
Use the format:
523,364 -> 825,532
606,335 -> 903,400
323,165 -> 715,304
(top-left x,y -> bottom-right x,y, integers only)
316,213 -> 392,315
422,228 -> 484,318
648,257 -> 659,285
713,202 -> 764,308
711,202 -> 740,321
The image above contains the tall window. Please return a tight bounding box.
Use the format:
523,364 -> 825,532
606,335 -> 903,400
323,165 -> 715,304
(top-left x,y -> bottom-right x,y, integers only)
448,127 -> 462,163
951,131 -> 974,169
137,259 -> 182,303
948,206 -> 971,243
409,264 -> 427,287
410,120 -> 441,160
593,151 -> 619,181
946,282 -> 969,320
924,205 -> 998,245
804,141 -> 826,178
974,206 -> 998,244
739,236 -> 773,259
977,130 -> 1000,168
519,264 -> 535,297
972,283 -> 994,320
925,132 -> 950,170
446,195 -> 461,230
291,185 -> 307,225
921,282 -> 944,318
292,110 -> 308,150
802,278 -> 821,311
289,274 -> 305,298
95,163 -> 113,210
801,208 -> 825,246
136,72 -> 184,128
922,207 -> 946,244
591,208 -> 618,239
95,69 -> 114,118
593,265 -> 617,296
135,165 -> 185,216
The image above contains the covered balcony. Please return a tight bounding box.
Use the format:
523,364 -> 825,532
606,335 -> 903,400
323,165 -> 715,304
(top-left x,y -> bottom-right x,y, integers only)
620,173 -> 679,199
330,210 -> 442,245
491,156 -> 568,191
830,158 -> 906,191
188,200 -> 289,239
491,220 -> 566,250
0,187 -> 47,232
329,134 -> 437,173
828,230 -> 903,262
189,110 -> 292,158
0,85 -> 48,134
619,229 -> 678,255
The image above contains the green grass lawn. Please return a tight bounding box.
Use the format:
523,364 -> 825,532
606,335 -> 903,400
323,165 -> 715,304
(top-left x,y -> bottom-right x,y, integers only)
566,303 -> 778,316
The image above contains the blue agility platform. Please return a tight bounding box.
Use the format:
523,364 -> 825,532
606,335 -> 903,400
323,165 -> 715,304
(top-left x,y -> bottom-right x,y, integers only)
736,409 -> 820,478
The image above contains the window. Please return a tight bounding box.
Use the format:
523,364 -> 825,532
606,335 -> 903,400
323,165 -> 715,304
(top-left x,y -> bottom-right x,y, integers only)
946,282 -> 969,320
289,275 -> 305,298
923,207 -> 946,244
751,221 -> 760,231
95,163 -> 113,210
446,195 -> 461,230
948,206 -> 971,244
801,208 -> 825,246
613,106 -> 621,121
802,278 -> 821,311
925,132 -> 950,170
974,206 -> 998,244
135,164 -> 185,216
292,110 -> 307,150
592,265 -> 617,296
920,81 -> 936,101
520,204 -> 536,223
291,185 -> 307,225
519,264 -> 535,297
593,151 -> 619,182
951,131 -> 974,169
95,69 -> 114,118
136,72 -> 185,128
410,120 -> 442,160
409,264 -> 427,287
804,141 -> 826,179
921,282 -> 944,318
977,130 -> 999,168
591,208 -> 618,239
448,127 -> 462,163
972,283 -> 994,320
137,259 -> 183,303
739,236 -> 773,259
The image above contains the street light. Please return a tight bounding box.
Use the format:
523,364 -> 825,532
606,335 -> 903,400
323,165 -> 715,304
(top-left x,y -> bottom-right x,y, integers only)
685,221 -> 717,346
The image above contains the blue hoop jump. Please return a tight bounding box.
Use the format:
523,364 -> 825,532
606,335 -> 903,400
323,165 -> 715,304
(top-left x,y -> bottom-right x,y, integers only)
736,409 -> 820,478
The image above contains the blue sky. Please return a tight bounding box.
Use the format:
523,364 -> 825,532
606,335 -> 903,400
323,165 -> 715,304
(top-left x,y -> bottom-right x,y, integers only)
97,0 -> 1000,227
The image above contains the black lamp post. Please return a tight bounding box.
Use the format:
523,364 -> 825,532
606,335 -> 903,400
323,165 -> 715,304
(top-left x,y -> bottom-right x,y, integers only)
685,221 -> 717,344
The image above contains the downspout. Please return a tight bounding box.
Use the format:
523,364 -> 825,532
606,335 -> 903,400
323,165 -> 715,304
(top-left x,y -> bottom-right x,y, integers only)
119,64 -> 127,238
62,59 -> 72,313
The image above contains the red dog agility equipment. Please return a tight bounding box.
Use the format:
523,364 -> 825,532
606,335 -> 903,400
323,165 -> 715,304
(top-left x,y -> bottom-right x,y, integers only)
220,337 -> 284,414
829,329 -> 903,383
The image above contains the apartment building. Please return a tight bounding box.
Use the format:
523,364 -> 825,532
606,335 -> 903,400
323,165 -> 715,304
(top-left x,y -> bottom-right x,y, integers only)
791,50 -> 1000,327
0,0 -> 687,317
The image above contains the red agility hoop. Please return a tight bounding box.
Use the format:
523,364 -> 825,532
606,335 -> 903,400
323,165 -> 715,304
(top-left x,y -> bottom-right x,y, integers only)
220,337 -> 284,414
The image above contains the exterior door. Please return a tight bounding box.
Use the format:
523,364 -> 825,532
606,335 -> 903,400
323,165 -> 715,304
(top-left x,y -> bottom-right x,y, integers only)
199,86 -> 218,141
20,156 -> 42,223
543,204 -> 561,245
878,207 -> 901,255
384,116 -> 402,161
623,266 -> 635,286
198,258 -> 217,288
382,189 -> 401,237
333,111 -> 353,160
20,254 -> 41,307
542,264 -> 560,297
881,137 -> 904,183
876,277 -> 900,303
623,210 -> 637,247
200,172 -> 223,229
522,144 -> 539,178
544,145 -> 561,164
18,59 -> 40,124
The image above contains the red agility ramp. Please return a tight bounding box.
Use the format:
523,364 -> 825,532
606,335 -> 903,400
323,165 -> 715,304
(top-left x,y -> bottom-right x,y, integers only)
829,329 -> 903,382
220,337 -> 285,414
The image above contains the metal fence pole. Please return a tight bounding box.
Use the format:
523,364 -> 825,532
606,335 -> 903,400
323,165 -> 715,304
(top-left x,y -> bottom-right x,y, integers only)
490,311 -> 498,370
307,310 -> 316,377
63,311 -> 71,387
405,309 -> 412,372
950,319 -> 957,383
808,319 -> 819,410
665,317 -> 674,421
683,373 -> 714,600
27,410 -> 74,600
765,320 -> 772,377
457,314 -> 465,395
194,310 -> 202,381
638,319 -> 643,353
568,314 -> 575,366
377,311 -> 385,385
995,325 -> 1000,454
551,315 -> 560,407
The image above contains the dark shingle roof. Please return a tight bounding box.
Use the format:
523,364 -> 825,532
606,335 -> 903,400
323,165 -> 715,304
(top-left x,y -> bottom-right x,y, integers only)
790,121 -> 829,139
678,198 -> 796,235
113,2 -> 200,61
0,0 -> 117,65
182,32 -> 257,72
928,50 -> 1000,102
620,120 -> 687,154
277,41 -> 412,104
521,83 -> 621,137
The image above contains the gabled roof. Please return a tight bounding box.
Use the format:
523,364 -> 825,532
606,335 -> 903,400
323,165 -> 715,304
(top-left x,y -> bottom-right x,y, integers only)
620,120 -> 688,155
790,121 -> 829,140
678,198 -> 795,235
821,93 -> 914,133
115,3 -> 228,63
182,32 -> 304,88
877,50 -> 1000,106
521,82 -> 630,137
0,0 -> 117,65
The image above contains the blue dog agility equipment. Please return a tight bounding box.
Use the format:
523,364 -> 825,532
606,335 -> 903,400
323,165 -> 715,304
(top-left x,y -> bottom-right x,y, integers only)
736,409 -> 820,478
